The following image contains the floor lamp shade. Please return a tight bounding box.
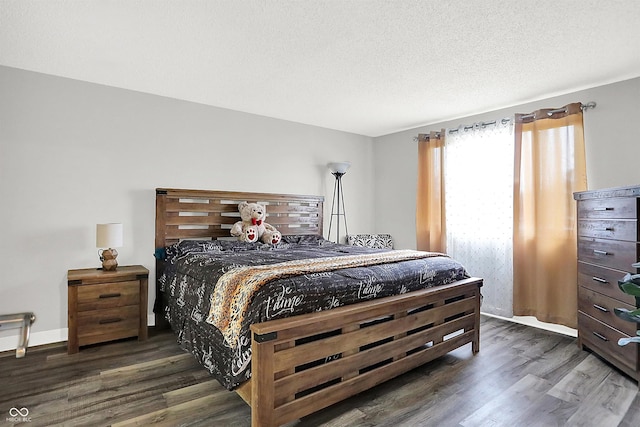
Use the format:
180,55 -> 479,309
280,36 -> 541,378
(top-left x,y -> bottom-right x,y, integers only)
96,223 -> 123,271
327,161 -> 350,243
328,161 -> 351,175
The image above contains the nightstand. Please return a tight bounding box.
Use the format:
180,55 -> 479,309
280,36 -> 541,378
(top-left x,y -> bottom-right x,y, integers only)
67,265 -> 149,354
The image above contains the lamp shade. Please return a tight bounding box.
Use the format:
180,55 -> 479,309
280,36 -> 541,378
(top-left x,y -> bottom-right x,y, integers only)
328,161 -> 351,174
96,223 -> 123,248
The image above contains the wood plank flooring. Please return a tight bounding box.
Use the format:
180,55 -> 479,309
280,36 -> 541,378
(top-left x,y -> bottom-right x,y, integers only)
2,316 -> 640,426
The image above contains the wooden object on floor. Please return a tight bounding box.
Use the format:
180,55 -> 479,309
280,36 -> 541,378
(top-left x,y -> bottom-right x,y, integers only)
67,265 -> 149,354
574,185 -> 640,384
154,188 -> 483,426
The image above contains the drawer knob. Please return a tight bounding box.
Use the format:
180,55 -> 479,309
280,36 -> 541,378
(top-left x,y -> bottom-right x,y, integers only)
99,293 -> 122,299
593,249 -> 610,256
593,304 -> 609,313
98,317 -> 123,324
592,276 -> 609,284
593,207 -> 613,211
592,331 -> 609,341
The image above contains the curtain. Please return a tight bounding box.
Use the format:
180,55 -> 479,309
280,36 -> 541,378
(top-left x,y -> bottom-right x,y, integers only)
416,130 -> 446,252
444,121 -> 514,318
513,103 -> 587,328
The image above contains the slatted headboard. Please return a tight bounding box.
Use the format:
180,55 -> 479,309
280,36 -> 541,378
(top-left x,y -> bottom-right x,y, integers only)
155,188 -> 324,248
154,188 -> 324,326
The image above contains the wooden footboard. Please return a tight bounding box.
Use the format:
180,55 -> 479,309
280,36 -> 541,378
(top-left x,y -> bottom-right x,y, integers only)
247,277 -> 482,427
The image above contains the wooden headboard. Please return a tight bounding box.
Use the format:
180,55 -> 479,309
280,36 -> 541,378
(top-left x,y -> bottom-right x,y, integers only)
155,188 -> 324,249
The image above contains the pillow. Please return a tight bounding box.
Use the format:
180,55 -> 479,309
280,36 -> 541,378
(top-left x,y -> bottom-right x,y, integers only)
280,234 -> 328,245
162,239 -> 265,260
163,240 -> 224,260
347,234 -> 394,249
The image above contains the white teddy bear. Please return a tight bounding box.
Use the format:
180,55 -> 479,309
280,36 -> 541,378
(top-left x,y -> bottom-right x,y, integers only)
230,201 -> 282,244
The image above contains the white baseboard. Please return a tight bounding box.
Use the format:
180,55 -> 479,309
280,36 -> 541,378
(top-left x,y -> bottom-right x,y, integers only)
0,313 -> 157,354
0,328 -> 67,353
482,312 -> 578,338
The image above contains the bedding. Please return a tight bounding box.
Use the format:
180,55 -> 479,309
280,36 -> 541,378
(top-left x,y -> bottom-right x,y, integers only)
159,235 -> 469,390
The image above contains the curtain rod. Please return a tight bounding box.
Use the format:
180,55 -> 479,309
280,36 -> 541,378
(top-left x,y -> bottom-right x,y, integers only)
413,101 -> 596,141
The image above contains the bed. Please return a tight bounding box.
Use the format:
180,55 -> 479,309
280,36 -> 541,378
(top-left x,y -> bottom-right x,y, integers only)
154,188 -> 483,427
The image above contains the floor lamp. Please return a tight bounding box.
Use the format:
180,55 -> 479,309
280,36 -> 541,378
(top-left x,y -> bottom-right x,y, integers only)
327,161 -> 350,243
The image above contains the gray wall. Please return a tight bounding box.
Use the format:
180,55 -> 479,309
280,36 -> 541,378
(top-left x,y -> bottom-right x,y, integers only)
0,66 -> 374,350
373,77 -> 640,250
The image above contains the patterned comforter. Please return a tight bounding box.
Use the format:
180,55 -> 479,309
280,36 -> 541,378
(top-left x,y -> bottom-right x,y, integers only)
159,235 -> 469,390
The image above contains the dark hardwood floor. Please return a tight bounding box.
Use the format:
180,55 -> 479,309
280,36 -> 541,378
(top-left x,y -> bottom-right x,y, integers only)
2,316 -> 640,426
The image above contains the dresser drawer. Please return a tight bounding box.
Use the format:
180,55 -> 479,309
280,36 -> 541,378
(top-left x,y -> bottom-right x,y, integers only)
578,237 -> 637,271
578,219 -> 637,241
77,305 -> 141,346
77,281 -> 140,312
578,287 -> 637,336
578,197 -> 638,219
578,262 -> 635,305
579,312 -> 638,372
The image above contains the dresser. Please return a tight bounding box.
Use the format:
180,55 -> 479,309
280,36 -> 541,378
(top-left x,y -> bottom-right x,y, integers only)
67,265 -> 149,354
574,185 -> 640,383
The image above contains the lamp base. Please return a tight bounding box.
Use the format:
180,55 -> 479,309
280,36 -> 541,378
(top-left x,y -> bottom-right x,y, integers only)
100,248 -> 118,271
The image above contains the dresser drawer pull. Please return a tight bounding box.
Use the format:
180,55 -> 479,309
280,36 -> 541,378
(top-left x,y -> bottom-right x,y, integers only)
99,293 -> 122,299
98,317 -> 123,324
592,331 -> 609,341
593,207 -> 613,211
592,276 -> 609,284
593,304 -> 609,313
593,249 -> 610,256
597,227 -> 614,232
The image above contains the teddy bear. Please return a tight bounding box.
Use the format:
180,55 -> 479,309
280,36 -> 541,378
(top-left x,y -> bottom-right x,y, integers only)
230,201 -> 281,244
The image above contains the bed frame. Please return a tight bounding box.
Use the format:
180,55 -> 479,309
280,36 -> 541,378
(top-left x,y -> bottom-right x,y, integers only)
155,188 -> 483,427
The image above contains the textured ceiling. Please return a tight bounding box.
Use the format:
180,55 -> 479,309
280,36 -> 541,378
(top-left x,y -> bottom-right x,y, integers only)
2,1 -> 640,137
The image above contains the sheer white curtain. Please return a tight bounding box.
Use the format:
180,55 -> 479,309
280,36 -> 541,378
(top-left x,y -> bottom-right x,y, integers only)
444,121 -> 514,317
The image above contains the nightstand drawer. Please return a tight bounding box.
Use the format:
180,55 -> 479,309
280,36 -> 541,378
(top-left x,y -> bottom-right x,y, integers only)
578,219 -> 637,241
77,306 -> 141,346
77,280 -> 140,311
578,237 -> 637,271
579,312 -> 637,372
578,262 -> 635,305
578,287 -> 637,336
578,197 -> 637,219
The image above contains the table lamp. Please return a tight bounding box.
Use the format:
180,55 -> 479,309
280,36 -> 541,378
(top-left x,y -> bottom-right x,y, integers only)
96,223 -> 123,271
